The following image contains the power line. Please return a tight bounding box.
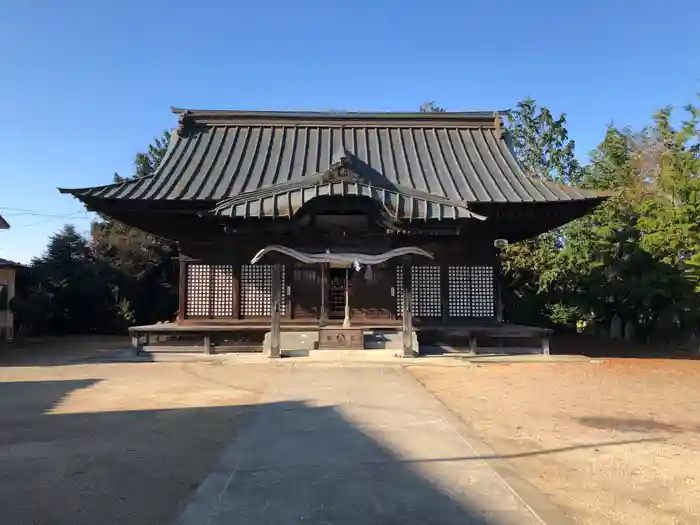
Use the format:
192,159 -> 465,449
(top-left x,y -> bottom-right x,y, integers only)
0,206 -> 94,228
0,207 -> 55,213
1,211 -> 88,219
8,211 -> 92,229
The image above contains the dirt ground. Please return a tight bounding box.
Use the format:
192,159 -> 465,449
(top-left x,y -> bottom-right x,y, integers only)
409,358 -> 700,525
0,340 -> 281,525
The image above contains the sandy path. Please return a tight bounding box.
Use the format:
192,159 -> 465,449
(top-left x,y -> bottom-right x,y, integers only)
408,359 -> 700,525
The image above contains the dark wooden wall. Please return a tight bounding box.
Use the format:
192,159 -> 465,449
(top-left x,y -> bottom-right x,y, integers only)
176,227 -> 500,326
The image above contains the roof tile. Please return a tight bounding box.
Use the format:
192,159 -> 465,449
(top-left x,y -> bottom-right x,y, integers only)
59,110 -> 606,208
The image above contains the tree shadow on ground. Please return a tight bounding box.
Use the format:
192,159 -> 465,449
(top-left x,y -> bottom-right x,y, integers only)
576,416 -> 686,434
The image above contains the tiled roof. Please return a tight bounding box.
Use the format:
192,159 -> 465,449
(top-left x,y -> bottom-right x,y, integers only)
0,258 -> 22,268
59,109 -> 604,209
212,147 -> 487,221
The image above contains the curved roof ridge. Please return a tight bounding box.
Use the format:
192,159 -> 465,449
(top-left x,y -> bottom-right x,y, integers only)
172,107 -> 509,118
172,107 -> 508,129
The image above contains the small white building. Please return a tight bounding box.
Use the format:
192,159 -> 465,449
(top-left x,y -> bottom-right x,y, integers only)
0,214 -> 20,340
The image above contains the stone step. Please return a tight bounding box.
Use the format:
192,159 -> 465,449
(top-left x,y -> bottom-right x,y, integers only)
263,329 -> 412,352
282,349 -> 402,359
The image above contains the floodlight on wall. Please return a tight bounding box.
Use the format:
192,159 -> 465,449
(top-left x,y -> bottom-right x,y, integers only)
494,239 -> 509,249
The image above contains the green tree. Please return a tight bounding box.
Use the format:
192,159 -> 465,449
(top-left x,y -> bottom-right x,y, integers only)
92,130 -> 178,326
421,97 -> 699,343
419,101 -> 446,113
114,131 -> 171,182
507,97 -> 582,185
501,98 -> 584,327
18,132 -> 179,336
556,104 -> 700,341
634,105 -> 700,337
20,225 -> 118,334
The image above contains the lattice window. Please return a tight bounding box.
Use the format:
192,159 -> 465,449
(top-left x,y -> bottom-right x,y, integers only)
395,265 -> 442,317
467,266 -> 494,317
396,266 -> 403,316
186,264 -> 211,316
240,265 -> 286,317
211,265 -> 235,317
448,266 -> 470,317
278,267 -> 287,315
412,266 -> 441,317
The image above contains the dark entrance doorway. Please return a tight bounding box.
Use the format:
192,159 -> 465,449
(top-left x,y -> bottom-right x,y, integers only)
291,264 -> 322,320
328,267 -> 347,319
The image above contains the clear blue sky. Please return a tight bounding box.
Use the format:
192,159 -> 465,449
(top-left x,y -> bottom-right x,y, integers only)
1,0 -> 698,263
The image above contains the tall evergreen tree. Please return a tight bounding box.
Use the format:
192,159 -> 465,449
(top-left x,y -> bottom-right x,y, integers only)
501,99 -> 583,326
419,101 -> 445,113
91,130 -> 178,326
556,103 -> 700,340
19,225 -> 117,333
507,97 -> 582,185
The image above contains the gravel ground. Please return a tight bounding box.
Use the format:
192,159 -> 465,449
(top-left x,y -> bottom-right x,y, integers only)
408,359 -> 700,525
0,344 -> 280,525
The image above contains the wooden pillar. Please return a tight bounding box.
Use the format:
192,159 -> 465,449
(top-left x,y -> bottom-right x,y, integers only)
177,255 -> 187,323
269,263 -> 282,358
496,285 -> 504,323
495,249 -> 505,323
319,263 -> 328,327
342,266 -> 351,328
203,333 -> 212,355
284,263 -> 292,319
232,262 -> 241,319
401,260 -> 415,357
207,262 -> 215,319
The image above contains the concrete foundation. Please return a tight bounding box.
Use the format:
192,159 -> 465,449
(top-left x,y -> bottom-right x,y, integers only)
262,329 -> 418,356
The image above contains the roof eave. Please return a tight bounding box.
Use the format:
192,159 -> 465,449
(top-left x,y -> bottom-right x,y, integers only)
57,177 -> 145,197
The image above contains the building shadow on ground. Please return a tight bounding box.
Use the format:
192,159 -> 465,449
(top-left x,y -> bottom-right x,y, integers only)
0,377 -> 660,525
0,336 -> 134,367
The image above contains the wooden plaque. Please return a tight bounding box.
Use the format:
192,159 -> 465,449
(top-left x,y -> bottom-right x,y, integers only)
318,328 -> 364,349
